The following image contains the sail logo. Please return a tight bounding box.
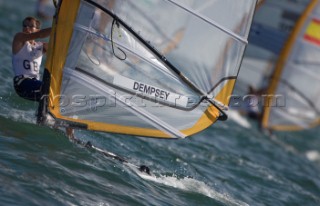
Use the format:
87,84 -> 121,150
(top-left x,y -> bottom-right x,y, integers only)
133,82 -> 170,100
304,18 -> 320,46
113,75 -> 188,107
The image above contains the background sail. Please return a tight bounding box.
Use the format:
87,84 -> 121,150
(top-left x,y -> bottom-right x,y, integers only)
236,0 -> 310,93
262,0 -> 320,131
42,0 -> 256,138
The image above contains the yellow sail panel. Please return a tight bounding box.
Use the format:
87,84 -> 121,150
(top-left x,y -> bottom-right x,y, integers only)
262,0 -> 320,131
40,0 -> 257,138
215,79 -> 236,106
304,18 -> 320,46
46,0 -> 81,114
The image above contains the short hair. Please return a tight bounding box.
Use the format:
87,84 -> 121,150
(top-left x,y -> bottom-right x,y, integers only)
22,16 -> 41,29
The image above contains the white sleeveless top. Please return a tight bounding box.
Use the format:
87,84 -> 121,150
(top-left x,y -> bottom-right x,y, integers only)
12,41 -> 44,80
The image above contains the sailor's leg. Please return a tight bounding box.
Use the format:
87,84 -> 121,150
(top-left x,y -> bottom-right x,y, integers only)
66,127 -> 75,140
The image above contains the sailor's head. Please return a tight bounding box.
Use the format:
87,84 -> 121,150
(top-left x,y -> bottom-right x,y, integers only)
22,16 -> 41,33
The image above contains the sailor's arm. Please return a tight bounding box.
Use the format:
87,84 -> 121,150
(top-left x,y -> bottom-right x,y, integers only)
20,27 -> 52,41
12,28 -> 52,54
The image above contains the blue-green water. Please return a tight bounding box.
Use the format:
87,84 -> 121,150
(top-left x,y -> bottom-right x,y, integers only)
1,1 -> 320,205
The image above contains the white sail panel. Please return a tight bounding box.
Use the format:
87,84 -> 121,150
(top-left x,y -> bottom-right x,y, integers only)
112,0 -> 255,96
40,0 -> 257,138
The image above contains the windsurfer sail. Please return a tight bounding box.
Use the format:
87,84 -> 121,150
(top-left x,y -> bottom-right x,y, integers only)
237,0 -> 311,92
262,0 -> 320,131
37,0 -> 257,138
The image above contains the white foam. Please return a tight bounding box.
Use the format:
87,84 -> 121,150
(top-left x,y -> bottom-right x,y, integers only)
138,172 -> 249,206
8,108 -> 36,124
227,109 -> 251,129
306,150 -> 320,162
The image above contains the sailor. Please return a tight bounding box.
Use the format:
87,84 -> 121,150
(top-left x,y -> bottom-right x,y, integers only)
12,16 -> 51,102
12,16 -> 74,139
242,85 -> 264,121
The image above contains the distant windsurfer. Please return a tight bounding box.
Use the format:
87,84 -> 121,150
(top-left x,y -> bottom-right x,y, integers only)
86,0 -> 115,61
246,86 -> 262,120
12,16 -> 74,138
36,0 -> 55,20
239,85 -> 264,122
